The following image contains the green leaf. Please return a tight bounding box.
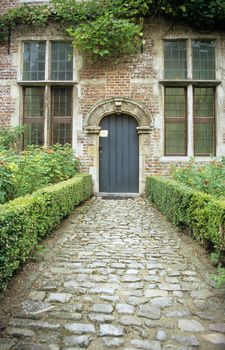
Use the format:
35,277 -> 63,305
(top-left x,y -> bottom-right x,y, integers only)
179,5 -> 186,12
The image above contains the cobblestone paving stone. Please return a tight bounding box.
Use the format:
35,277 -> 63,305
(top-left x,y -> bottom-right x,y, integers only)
0,197 -> 225,350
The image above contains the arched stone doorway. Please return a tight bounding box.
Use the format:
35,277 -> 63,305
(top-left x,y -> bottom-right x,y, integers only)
99,114 -> 139,193
85,97 -> 153,194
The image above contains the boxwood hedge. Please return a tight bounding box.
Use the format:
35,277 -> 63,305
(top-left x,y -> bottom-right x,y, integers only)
0,174 -> 92,291
146,176 -> 225,255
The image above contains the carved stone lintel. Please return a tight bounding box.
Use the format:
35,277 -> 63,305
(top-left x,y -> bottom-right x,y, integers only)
85,97 -> 153,133
136,126 -> 153,134
85,126 -> 101,134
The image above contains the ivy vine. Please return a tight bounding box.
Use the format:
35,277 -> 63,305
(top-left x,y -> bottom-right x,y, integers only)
1,0 -> 225,59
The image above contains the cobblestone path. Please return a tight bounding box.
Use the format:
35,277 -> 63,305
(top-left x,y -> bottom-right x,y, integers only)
0,197 -> 225,350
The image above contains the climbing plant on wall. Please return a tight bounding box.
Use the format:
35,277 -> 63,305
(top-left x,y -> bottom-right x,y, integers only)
0,0 -> 225,59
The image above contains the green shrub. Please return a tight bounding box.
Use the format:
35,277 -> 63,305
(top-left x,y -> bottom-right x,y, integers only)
0,144 -> 79,204
67,13 -> 141,59
0,174 -> 92,292
146,176 -> 225,254
212,267 -> 225,288
0,126 -> 24,151
171,158 -> 225,198
210,252 -> 225,287
0,160 -> 16,203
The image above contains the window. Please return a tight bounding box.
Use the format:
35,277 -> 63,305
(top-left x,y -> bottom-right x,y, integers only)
23,42 -> 46,80
23,87 -> 44,147
164,40 -> 187,79
165,87 -> 187,155
51,87 -> 72,144
51,42 -> 73,80
192,41 -> 215,80
21,41 -> 74,147
163,39 -> 217,156
194,87 -> 215,155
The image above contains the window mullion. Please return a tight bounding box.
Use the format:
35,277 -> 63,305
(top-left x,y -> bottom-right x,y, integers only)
44,85 -> 51,146
19,41 -> 23,81
187,39 -> 192,80
187,84 -> 194,157
46,40 -> 51,81
187,38 -> 193,156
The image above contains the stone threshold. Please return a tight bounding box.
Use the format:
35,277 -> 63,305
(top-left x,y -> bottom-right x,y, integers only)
97,192 -> 140,199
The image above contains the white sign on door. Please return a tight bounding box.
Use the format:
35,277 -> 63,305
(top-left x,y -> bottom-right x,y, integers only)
100,130 -> 108,137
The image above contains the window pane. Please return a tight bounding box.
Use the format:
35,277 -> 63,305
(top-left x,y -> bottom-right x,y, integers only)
192,41 -> 215,80
23,87 -> 44,147
194,123 -> 215,155
24,87 -> 44,117
165,87 -> 187,155
194,87 -> 214,118
52,87 -> 72,145
53,123 -> 72,145
52,87 -> 72,116
165,123 -> 186,155
165,87 -> 186,118
24,123 -> 43,147
164,40 -> 187,79
51,42 -> 73,80
194,87 -> 215,155
23,42 -> 46,80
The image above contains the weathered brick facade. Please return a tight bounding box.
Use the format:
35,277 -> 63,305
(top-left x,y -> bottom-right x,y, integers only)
1,1 -> 225,193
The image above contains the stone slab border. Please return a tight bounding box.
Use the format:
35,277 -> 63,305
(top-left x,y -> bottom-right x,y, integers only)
84,97 -> 153,134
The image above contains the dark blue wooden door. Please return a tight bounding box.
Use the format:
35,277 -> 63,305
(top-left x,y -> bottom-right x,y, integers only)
99,114 -> 139,193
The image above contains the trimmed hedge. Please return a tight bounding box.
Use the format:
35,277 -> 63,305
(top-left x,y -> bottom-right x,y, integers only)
0,174 -> 93,291
146,176 -> 225,254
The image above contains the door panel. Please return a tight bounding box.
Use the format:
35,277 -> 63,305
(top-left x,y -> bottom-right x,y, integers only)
99,114 -> 139,193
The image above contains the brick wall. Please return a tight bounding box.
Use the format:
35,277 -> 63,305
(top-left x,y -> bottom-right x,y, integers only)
77,33 -> 161,177
1,0 -> 17,12
79,38 -> 159,113
0,2 -> 225,186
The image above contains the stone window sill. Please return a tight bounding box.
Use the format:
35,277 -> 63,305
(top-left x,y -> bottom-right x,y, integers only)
160,156 -> 214,162
17,80 -> 77,86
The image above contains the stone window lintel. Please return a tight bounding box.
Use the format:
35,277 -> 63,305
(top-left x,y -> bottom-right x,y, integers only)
159,80 -> 221,86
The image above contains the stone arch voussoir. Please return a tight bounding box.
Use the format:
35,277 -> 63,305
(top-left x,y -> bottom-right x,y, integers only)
85,98 -> 153,134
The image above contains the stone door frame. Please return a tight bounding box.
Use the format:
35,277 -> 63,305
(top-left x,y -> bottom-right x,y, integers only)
85,97 -> 153,194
